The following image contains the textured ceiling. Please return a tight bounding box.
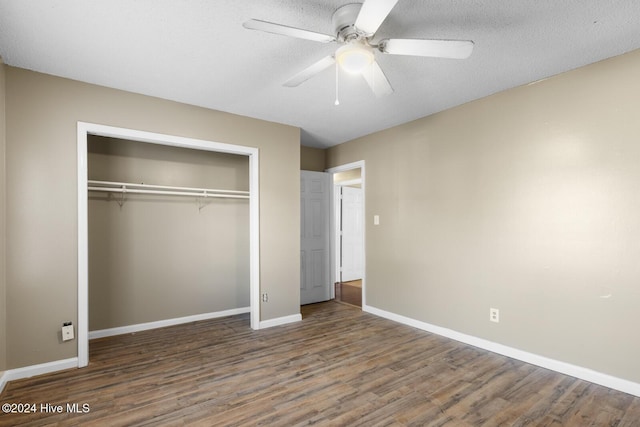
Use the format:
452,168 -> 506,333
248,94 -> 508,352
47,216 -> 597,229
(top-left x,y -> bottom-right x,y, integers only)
1,0 -> 639,148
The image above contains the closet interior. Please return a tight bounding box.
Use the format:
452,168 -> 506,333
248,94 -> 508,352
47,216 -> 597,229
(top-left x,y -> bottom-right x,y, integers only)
87,135 -> 250,334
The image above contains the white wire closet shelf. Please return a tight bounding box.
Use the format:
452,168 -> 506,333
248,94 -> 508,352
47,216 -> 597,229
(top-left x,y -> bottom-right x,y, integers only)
88,180 -> 250,199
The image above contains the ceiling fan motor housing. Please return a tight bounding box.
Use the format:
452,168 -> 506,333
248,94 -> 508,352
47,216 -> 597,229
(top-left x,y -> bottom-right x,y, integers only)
332,3 -> 366,42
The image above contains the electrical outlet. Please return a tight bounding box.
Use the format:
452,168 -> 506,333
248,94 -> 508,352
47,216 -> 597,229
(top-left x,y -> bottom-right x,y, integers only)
490,308 -> 500,323
62,322 -> 75,341
262,292 -> 268,302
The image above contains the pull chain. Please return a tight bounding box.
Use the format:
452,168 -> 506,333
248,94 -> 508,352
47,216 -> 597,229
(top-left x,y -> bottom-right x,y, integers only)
334,60 -> 340,106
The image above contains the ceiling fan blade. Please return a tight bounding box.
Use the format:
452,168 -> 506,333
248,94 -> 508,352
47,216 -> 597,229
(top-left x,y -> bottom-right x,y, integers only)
379,38 -> 474,59
362,61 -> 393,97
243,19 -> 336,43
354,0 -> 399,35
283,56 -> 336,87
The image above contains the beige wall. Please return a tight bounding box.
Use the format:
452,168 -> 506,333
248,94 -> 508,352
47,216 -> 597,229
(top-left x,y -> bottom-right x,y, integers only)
5,67 -> 300,369
300,145 -> 326,171
327,49 -> 640,383
88,136 -> 250,330
0,61 -> 6,372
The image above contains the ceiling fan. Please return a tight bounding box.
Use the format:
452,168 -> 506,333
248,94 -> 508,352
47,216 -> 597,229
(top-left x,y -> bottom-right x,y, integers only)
243,0 -> 474,97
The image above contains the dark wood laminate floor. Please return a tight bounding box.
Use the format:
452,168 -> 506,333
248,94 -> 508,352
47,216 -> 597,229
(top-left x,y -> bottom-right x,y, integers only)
2,301 -> 640,426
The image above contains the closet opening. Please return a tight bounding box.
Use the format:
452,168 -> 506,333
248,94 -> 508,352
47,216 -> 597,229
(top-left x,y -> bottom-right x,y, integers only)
77,123 -> 260,368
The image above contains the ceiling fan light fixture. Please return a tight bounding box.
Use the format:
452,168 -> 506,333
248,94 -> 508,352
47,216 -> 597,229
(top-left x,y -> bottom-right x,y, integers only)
336,43 -> 374,74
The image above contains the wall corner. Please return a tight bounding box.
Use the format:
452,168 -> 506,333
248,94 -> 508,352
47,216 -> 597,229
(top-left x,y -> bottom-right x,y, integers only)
0,57 -> 7,373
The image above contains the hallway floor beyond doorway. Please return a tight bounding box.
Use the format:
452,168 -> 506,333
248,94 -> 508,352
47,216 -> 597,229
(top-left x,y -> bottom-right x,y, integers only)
335,280 -> 362,307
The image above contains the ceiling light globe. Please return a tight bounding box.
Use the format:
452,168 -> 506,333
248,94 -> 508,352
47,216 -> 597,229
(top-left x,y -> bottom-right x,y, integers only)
336,44 -> 374,74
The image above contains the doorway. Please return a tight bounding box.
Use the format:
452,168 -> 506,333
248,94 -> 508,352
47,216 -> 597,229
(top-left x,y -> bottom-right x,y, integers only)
77,122 -> 261,368
327,161 -> 365,308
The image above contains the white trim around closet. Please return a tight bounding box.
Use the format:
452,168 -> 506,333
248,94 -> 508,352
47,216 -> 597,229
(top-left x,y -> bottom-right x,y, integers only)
77,122 -> 261,369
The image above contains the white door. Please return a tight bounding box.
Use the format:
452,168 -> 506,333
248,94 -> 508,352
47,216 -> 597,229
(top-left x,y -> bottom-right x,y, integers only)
340,186 -> 364,282
300,171 -> 330,304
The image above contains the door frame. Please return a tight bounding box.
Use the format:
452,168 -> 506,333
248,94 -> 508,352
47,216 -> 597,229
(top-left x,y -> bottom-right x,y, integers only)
326,160 -> 365,306
77,122 -> 261,368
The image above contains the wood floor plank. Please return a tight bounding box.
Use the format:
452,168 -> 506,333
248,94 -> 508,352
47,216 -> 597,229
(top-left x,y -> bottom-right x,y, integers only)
2,301 -> 639,426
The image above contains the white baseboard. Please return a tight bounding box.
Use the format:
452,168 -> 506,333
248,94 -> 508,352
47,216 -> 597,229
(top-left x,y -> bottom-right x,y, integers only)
89,307 -> 251,339
363,304 -> 640,398
0,358 -> 78,394
259,313 -> 302,329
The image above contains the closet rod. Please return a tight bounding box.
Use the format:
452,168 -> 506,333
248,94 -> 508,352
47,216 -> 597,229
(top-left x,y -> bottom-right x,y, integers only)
88,180 -> 249,199
89,180 -> 249,195
88,187 -> 249,199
